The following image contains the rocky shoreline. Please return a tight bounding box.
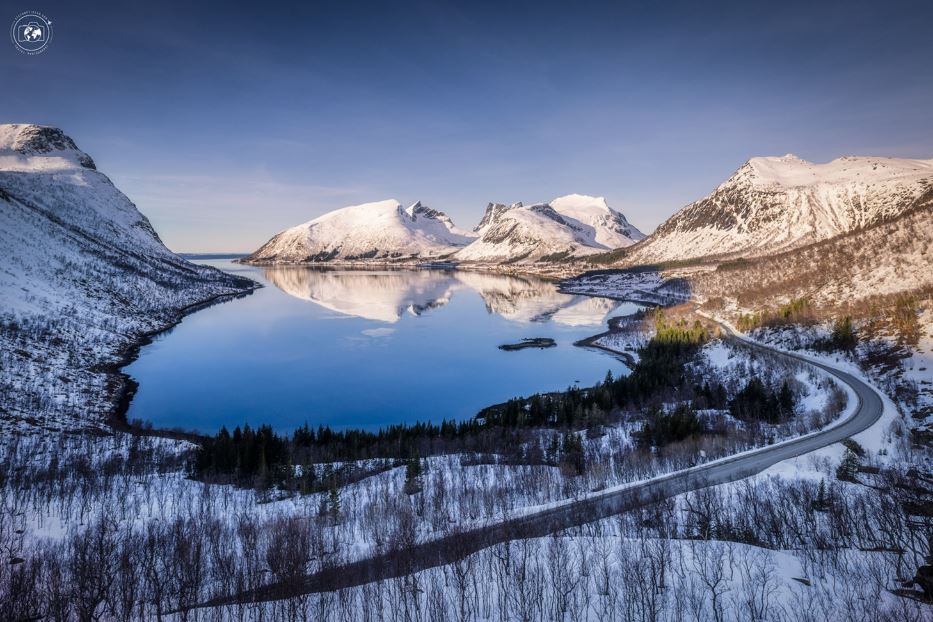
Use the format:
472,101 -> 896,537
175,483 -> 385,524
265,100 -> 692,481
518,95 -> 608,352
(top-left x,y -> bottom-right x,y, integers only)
104,281 -> 260,442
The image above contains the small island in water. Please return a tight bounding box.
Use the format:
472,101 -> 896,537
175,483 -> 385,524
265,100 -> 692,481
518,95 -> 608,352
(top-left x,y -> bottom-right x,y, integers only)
498,337 -> 557,351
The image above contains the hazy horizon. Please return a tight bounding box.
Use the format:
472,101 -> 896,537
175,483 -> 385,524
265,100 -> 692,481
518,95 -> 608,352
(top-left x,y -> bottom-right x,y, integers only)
4,0 -> 933,252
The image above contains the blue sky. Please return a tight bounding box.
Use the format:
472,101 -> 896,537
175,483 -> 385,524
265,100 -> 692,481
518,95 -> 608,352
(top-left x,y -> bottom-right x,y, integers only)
4,0 -> 932,252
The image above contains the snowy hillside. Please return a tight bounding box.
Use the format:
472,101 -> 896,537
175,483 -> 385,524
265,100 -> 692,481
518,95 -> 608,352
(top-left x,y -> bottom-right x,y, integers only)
0,124 -> 253,432
457,195 -> 643,264
626,155 -> 933,264
243,200 -> 474,264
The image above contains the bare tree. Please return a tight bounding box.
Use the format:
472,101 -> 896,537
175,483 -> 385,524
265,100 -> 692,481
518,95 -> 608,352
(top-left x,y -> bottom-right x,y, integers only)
69,518 -> 118,622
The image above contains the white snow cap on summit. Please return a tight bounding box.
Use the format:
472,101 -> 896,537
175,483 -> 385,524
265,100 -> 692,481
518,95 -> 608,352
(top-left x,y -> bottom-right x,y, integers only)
630,154 -> 933,264
245,199 -> 473,263
0,123 -> 231,322
0,124 -> 97,171
455,194 -> 644,263
743,154 -> 933,188
549,193 -> 645,249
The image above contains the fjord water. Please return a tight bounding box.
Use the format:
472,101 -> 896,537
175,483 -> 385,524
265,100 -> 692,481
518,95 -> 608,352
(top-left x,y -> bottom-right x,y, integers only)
124,260 -> 641,433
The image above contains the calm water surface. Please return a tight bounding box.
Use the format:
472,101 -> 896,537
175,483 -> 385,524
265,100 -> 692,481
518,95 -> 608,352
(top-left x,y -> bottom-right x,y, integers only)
125,260 -> 643,432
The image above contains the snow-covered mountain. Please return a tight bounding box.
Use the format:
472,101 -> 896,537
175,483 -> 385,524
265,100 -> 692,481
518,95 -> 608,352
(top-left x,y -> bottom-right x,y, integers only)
243,200 -> 474,264
456,195 -> 643,264
550,194 -> 645,248
473,201 -> 523,234
626,155 -> 933,264
407,200 -> 474,239
247,194 -> 644,266
0,124 -> 253,432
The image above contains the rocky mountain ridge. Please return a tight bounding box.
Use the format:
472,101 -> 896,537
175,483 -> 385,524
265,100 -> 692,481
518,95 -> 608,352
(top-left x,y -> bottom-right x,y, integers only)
623,154 -> 933,264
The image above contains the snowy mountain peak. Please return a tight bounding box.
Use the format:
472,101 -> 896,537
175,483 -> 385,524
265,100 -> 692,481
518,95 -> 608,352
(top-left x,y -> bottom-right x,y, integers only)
249,192 -> 646,266
456,205 -> 601,264
739,154 -> 933,189
244,199 -> 473,264
456,195 -> 644,264
474,202 -> 516,232
0,125 -> 169,256
550,193 -> 646,249
403,200 -> 438,221
627,154 -> 933,264
404,200 -> 474,238
551,193 -> 610,212
0,124 -> 96,171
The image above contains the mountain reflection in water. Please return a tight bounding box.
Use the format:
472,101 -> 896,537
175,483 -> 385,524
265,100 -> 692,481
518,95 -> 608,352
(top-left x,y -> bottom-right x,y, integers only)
124,261 -> 644,432
264,267 -> 624,326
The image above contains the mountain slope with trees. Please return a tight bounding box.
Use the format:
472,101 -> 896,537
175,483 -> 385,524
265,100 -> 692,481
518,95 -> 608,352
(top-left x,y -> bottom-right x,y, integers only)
0,124 -> 255,433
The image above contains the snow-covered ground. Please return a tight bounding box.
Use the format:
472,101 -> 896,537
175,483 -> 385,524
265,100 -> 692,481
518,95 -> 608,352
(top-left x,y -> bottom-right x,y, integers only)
743,321 -> 928,456
234,530 -> 913,622
560,269 -> 692,306
3,299 -> 928,619
902,309 -> 933,433
6,413 -> 927,622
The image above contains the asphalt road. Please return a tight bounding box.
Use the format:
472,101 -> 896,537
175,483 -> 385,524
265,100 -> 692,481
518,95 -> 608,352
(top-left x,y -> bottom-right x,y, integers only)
201,322 -> 884,606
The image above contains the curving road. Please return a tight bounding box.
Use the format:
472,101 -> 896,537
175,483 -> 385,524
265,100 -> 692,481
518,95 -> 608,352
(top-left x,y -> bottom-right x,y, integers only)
200,321 -> 884,606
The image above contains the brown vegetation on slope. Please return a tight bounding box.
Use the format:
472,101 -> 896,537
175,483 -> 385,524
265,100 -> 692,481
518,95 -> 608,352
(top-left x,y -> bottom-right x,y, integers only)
691,206 -> 933,328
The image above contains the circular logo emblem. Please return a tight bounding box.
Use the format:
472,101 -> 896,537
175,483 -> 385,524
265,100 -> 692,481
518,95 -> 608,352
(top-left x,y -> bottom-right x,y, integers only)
10,11 -> 52,55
